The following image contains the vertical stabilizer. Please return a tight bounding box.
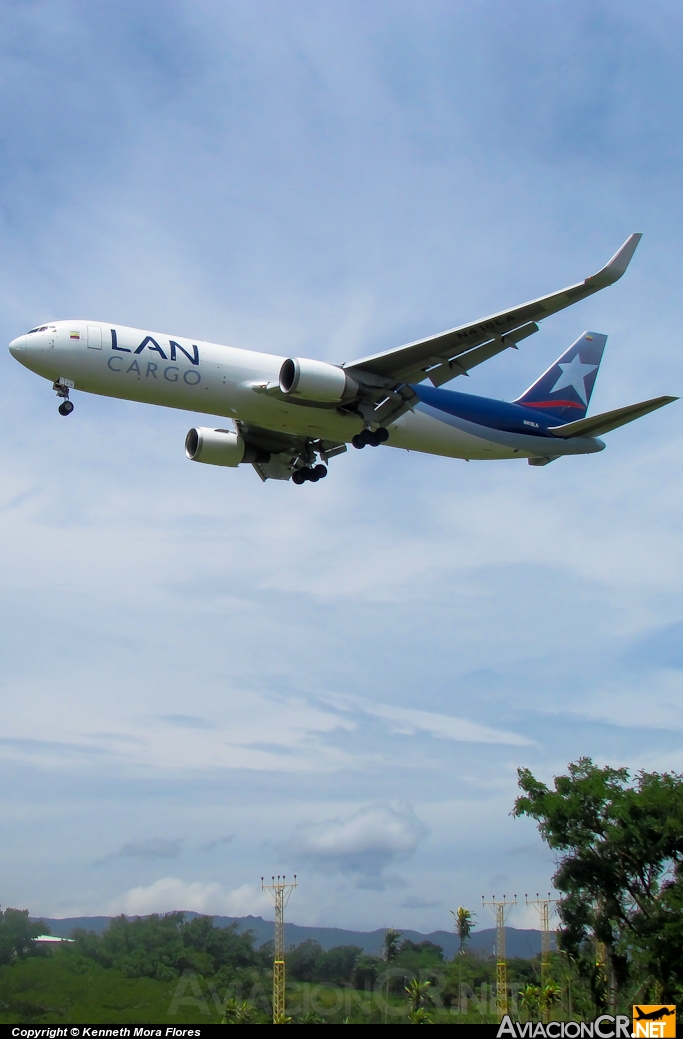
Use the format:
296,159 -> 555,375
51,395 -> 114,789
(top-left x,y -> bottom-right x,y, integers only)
513,332 -> 607,421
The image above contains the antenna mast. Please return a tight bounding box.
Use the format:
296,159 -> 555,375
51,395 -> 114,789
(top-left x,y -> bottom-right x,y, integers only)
261,874 -> 297,1024
482,894 -> 517,1021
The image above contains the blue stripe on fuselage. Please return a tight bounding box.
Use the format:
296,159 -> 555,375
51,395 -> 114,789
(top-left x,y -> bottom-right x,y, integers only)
413,383 -> 558,438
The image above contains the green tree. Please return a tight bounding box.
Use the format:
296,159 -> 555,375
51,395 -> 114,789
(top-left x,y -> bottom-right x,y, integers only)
450,908 -> 475,1017
405,978 -> 433,1024
286,938 -> 323,982
451,907 -> 475,956
405,977 -> 431,1008
0,907 -> 48,965
382,928 -> 402,962
391,940 -> 444,994
518,983 -> 541,1020
513,757 -> 683,1006
379,929 -> 402,1024
540,979 -> 561,1019
351,953 -> 382,989
72,912 -> 261,981
221,997 -> 255,1023
286,939 -> 362,985
317,944 -> 362,985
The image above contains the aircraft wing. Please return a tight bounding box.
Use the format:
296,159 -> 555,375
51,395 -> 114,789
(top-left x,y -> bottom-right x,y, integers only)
235,420 -> 346,481
343,235 -> 641,389
548,395 -> 677,438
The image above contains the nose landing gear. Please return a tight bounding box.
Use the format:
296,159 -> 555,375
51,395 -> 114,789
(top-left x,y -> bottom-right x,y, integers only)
53,378 -> 75,416
352,427 -> 389,449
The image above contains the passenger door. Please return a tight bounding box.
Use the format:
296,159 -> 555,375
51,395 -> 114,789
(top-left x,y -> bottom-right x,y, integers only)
87,325 -> 102,349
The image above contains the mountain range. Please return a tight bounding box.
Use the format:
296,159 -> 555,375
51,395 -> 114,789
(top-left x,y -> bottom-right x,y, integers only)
38,914 -> 555,959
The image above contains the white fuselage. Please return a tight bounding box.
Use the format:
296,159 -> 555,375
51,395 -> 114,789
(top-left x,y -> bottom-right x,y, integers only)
8,320 -> 598,462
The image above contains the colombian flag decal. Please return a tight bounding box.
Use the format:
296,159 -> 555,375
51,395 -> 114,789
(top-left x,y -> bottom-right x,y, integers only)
70,330 -> 80,339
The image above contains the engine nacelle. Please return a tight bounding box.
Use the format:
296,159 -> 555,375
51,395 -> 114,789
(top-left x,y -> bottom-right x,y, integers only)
185,428 -> 268,467
279,357 -> 358,403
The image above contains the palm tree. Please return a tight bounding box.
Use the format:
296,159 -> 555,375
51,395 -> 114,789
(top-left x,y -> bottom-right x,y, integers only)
540,979 -> 561,1024
381,929 -> 402,1023
405,978 -> 433,1023
382,927 -> 402,962
221,998 -> 255,1023
519,983 -> 541,1021
451,906 -> 475,955
405,978 -> 432,1009
450,906 -> 476,1016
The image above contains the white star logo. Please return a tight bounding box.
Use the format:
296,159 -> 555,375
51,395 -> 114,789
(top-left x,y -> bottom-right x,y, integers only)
549,354 -> 598,404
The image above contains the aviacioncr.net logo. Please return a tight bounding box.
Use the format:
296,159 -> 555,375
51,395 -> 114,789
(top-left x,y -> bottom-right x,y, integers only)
632,1006 -> 676,1038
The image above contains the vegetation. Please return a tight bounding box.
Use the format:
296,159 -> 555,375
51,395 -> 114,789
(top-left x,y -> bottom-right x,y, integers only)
451,905 -> 476,955
381,927 -> 402,963
0,908 -> 49,966
0,906 -> 640,1024
2,755 -> 681,1023
517,980 -> 561,1022
71,912 -> 263,981
0,952 -> 216,1024
286,938 -> 363,985
514,756 -> 683,1010
0,911 -> 551,1024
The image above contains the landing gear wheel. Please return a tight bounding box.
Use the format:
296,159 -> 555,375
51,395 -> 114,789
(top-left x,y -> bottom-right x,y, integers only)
58,400 -> 74,416
293,463 -> 327,484
352,427 -> 388,449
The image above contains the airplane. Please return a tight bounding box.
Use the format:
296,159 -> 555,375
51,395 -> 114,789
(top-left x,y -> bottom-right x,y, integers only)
8,233 -> 676,484
634,1007 -> 675,1021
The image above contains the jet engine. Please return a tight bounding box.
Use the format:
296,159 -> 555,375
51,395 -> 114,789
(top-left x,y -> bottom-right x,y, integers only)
185,427 -> 269,467
278,357 -> 358,403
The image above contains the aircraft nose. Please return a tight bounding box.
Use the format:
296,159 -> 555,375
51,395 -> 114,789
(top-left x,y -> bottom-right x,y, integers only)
9,335 -> 27,358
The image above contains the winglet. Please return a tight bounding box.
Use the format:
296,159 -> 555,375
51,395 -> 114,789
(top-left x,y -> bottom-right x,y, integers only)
587,233 -> 642,289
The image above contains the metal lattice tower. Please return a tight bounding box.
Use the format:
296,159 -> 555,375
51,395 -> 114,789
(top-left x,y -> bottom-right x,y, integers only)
525,893 -> 558,986
261,874 -> 297,1023
525,894 -> 558,1021
595,940 -> 613,1012
482,894 -> 517,1020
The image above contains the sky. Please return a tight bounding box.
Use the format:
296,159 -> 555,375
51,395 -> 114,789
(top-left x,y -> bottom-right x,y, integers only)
1,0 -> 683,935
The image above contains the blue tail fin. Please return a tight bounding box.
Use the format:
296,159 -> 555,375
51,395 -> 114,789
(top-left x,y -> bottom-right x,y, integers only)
513,331 -> 607,420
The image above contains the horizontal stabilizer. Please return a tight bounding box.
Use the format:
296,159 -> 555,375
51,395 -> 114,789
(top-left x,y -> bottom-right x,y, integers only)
548,395 -> 677,438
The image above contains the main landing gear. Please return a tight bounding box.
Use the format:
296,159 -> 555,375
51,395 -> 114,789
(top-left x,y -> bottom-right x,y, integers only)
53,378 -> 74,416
292,464 -> 328,485
352,427 -> 389,449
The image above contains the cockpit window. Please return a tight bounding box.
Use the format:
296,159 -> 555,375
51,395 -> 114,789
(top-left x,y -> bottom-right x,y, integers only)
27,326 -> 49,334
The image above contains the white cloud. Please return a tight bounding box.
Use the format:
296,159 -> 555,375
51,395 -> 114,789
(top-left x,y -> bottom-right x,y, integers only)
560,669 -> 683,733
287,804 -> 427,886
0,688 -> 357,774
336,696 -> 532,746
107,878 -> 271,918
